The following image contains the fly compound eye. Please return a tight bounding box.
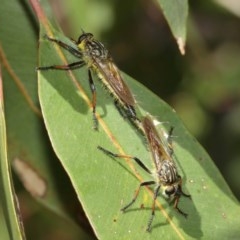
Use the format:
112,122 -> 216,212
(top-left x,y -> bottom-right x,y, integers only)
165,186 -> 176,196
77,33 -> 93,44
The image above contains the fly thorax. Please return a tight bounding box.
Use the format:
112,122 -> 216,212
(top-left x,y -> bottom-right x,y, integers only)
158,160 -> 178,184
86,40 -> 108,59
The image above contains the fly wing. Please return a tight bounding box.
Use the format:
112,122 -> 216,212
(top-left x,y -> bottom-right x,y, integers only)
143,116 -> 171,170
96,58 -> 136,106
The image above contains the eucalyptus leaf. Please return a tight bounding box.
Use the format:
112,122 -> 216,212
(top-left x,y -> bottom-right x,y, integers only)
156,0 -> 188,54
38,28 -> 240,239
0,0 -> 92,238
0,76 -> 25,239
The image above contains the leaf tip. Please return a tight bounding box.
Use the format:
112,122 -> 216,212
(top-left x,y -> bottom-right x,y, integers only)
177,37 -> 186,55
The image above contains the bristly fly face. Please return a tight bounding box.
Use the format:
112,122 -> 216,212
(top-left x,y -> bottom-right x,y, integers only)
37,32 -> 139,130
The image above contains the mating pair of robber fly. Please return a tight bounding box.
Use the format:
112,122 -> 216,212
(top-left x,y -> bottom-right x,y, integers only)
37,31 -> 191,232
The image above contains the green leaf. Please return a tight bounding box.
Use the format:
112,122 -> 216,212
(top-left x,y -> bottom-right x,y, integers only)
0,205 -> 11,240
0,71 -> 25,239
0,0 -> 92,238
38,26 -> 240,239
156,0 -> 188,55
0,0 -> 65,219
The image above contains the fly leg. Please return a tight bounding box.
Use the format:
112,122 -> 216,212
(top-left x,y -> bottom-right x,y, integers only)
146,185 -> 161,232
42,35 -> 82,58
121,180 -> 155,213
174,185 -> 191,218
88,70 -> 98,130
37,61 -> 85,71
97,146 -> 152,174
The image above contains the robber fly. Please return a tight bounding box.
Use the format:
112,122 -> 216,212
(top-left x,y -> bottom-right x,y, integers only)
98,115 -> 191,231
37,32 -> 139,130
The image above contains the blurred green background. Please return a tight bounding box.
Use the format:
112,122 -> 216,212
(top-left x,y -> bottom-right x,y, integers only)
53,0 -> 240,200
